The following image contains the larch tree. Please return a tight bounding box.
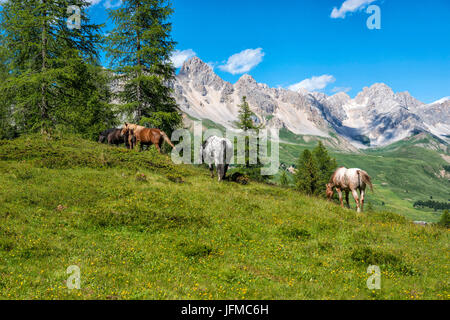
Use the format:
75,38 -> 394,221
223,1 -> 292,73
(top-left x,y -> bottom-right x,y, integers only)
0,0 -> 111,137
234,96 -> 265,175
105,0 -> 181,134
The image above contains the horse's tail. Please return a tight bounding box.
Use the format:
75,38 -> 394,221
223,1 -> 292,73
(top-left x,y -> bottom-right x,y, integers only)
161,131 -> 175,149
358,170 -> 374,192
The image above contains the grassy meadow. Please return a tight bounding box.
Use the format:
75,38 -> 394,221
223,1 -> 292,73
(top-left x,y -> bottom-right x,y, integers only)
0,134 -> 448,300
277,133 -> 450,222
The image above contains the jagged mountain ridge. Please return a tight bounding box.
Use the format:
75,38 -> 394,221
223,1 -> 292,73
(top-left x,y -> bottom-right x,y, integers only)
171,57 -> 449,149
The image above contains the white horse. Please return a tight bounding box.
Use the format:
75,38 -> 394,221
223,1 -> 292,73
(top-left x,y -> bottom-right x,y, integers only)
201,136 -> 233,181
326,167 -> 373,213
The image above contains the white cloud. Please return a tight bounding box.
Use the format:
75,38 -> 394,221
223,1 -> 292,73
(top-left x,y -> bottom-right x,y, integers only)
219,48 -> 265,75
104,0 -> 122,9
330,0 -> 376,19
86,0 -> 103,5
288,75 -> 336,92
171,49 -> 197,68
331,86 -> 352,93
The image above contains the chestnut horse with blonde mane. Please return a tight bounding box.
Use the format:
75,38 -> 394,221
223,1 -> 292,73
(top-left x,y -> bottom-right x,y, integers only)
121,123 -> 175,153
326,167 -> 373,213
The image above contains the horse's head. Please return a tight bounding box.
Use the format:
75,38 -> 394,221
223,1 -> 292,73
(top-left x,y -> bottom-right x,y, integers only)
98,134 -> 106,143
121,124 -> 129,136
326,183 -> 334,200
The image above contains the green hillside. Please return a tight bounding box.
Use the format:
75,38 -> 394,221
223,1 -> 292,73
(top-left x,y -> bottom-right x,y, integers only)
0,135 -> 448,300
277,132 -> 450,223
196,118 -> 449,222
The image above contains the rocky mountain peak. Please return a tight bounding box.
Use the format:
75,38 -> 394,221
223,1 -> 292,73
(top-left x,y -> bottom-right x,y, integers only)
327,92 -> 351,105
354,83 -> 396,107
395,91 -> 424,110
359,83 -> 394,97
171,58 -> 449,148
236,74 -> 257,85
179,57 -> 213,77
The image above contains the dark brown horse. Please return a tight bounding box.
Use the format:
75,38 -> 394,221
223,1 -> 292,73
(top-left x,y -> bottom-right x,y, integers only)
121,124 -> 174,153
99,128 -> 129,148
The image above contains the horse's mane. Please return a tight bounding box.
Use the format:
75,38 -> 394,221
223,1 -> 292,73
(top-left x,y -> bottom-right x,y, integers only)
329,167 -> 346,184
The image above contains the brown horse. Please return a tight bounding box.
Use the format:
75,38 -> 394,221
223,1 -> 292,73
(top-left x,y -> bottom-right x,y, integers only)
121,123 -> 174,153
326,167 -> 373,213
98,128 -> 129,148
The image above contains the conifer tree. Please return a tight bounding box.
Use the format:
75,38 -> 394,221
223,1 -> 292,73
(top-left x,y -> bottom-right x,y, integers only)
295,149 -> 319,195
234,96 -> 268,180
236,96 -> 258,132
313,141 -> 338,193
0,0 -> 109,135
105,0 -> 181,134
294,142 -> 338,197
0,46 -> 14,139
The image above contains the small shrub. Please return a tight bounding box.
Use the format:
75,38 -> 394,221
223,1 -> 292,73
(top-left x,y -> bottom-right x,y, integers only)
0,238 -> 15,252
179,243 -> 213,258
166,172 -> 184,183
317,241 -> 333,252
229,172 -> 249,185
438,210 -> 450,228
282,227 -> 311,240
10,163 -> 34,180
135,173 -> 147,182
370,211 -> 408,224
280,171 -> 290,187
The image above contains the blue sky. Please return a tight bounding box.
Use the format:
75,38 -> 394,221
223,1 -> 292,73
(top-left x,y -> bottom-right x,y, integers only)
86,0 -> 450,103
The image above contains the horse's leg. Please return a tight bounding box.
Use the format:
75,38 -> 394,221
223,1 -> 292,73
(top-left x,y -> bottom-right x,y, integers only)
345,191 -> 350,209
351,189 -> 361,213
155,143 -> 161,154
209,165 -> 214,179
360,189 -> 365,212
224,164 -> 229,180
217,164 -> 224,182
337,188 -> 344,208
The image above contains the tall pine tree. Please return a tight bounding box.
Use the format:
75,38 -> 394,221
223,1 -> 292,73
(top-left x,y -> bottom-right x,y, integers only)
234,96 -> 263,168
295,149 -> 319,195
0,0 -> 112,136
105,0 -> 181,134
313,141 -> 338,193
0,45 -> 14,139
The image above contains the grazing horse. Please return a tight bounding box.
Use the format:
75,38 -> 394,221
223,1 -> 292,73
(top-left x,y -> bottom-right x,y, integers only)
99,128 -> 128,147
122,123 -> 146,135
121,124 -> 174,153
326,167 -> 373,213
201,136 -> 233,182
98,128 -> 116,144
